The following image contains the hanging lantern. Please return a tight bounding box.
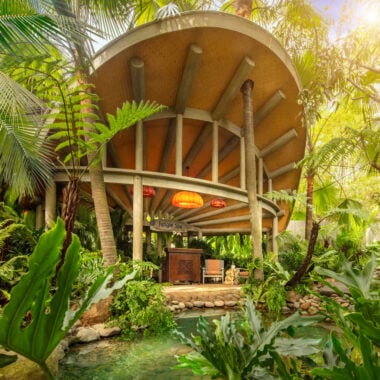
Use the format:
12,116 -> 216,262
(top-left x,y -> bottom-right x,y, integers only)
172,191 -> 203,208
210,198 -> 226,208
130,186 -> 156,198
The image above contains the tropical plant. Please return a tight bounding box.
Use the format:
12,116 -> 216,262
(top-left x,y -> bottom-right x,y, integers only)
0,218 -> 134,378
110,263 -> 176,340
174,297 -> 323,379
310,254 -> 380,379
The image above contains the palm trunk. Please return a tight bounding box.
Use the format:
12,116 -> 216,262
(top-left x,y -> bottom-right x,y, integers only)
52,0 -> 118,267
286,221 -> 320,288
241,80 -> 263,281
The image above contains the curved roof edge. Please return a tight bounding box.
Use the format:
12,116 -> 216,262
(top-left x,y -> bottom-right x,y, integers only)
93,11 -> 302,91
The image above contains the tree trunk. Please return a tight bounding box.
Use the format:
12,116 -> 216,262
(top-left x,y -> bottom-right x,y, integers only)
241,80 -> 263,281
52,0 -> 118,267
286,221 -> 320,288
305,169 -> 314,240
88,159 -> 118,266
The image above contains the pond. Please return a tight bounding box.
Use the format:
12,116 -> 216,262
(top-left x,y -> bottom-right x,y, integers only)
58,309 -> 332,380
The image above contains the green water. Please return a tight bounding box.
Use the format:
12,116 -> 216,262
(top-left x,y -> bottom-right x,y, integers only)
58,311 -> 224,380
58,311 -> 332,380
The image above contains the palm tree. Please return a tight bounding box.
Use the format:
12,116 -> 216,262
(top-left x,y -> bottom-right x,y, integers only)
0,1 -> 162,265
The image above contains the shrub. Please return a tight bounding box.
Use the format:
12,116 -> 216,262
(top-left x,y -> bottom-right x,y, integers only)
110,279 -> 176,340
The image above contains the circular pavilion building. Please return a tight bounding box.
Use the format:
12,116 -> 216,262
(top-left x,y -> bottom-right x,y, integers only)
51,11 -> 305,260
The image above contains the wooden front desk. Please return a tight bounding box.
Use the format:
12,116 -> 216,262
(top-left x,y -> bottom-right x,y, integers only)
162,248 -> 202,283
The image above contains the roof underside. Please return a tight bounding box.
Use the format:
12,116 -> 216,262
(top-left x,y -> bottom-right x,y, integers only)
88,11 -> 305,235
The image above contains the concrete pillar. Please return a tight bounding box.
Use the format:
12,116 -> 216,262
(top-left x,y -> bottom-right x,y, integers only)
132,175 -> 143,260
212,121 -> 218,183
272,216 -> 279,257
35,204 -> 44,229
176,114 -> 183,176
45,181 -> 56,229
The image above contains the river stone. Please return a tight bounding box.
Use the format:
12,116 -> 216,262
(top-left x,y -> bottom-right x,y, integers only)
178,302 -> 186,309
93,323 -> 121,338
205,301 -> 215,308
81,296 -> 113,325
301,301 -> 311,310
0,343 -> 65,379
193,301 -> 205,308
214,300 -> 225,307
225,300 -> 237,307
308,306 -> 319,315
76,327 -> 100,343
184,301 -> 194,308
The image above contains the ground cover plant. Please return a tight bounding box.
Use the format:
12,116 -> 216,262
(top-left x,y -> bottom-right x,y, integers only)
110,260 -> 176,340
174,298 -> 323,379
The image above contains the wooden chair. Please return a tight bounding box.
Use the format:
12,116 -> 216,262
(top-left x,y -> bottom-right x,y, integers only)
202,259 -> 224,284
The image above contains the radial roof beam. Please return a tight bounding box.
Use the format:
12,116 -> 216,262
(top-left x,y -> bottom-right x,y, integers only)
253,90 -> 285,127
268,162 -> 296,179
183,123 -> 213,172
211,57 -> 255,121
197,136 -> 240,179
260,129 -> 298,158
175,44 -> 203,113
219,166 -> 240,184
129,57 -> 145,102
106,186 -> 132,213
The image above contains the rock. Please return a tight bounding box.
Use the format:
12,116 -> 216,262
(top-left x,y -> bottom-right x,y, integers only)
205,301 -> 215,308
76,327 -> 100,343
0,344 -> 65,380
81,296 -> 113,325
93,324 -> 121,338
225,300 -> 237,307
193,301 -> 205,308
184,302 -> 194,308
178,302 -> 186,309
171,300 -> 179,305
214,300 -> 225,307
301,301 -> 311,311
287,290 -> 301,303
308,306 -> 319,315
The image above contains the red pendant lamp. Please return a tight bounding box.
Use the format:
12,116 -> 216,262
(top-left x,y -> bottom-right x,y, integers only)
210,198 -> 226,208
130,186 -> 156,198
172,191 -> 203,208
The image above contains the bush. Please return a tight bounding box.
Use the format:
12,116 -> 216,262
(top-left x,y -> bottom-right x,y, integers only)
110,279 -> 176,340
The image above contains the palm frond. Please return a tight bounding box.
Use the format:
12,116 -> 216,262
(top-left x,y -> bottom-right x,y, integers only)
0,71 -> 53,196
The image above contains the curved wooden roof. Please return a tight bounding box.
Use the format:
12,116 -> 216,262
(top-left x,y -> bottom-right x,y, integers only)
90,11 -> 305,235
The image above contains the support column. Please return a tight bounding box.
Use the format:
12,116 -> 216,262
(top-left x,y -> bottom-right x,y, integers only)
176,114 -> 183,176
133,120 -> 144,260
272,216 -> 279,257
212,121 -> 218,183
35,204 -> 44,229
132,175 -> 143,260
45,181 -> 56,229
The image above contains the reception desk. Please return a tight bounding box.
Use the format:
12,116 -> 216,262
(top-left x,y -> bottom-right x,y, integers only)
162,248 -> 202,283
